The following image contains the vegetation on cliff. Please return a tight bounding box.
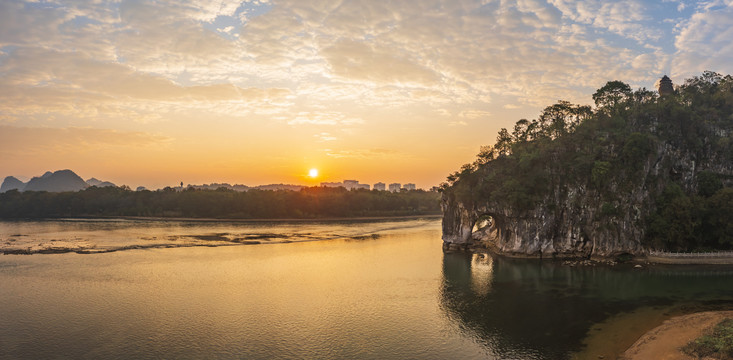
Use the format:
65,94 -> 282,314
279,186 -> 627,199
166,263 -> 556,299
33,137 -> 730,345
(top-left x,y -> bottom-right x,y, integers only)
442,71 -> 733,252
0,186 -> 441,219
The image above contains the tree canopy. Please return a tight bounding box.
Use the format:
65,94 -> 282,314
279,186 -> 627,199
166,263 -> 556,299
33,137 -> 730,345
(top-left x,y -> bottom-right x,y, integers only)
0,186 -> 441,219
442,71 -> 733,251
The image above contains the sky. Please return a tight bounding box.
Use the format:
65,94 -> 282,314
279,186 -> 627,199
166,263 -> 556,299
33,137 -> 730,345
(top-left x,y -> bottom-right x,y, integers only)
1,0 -> 732,190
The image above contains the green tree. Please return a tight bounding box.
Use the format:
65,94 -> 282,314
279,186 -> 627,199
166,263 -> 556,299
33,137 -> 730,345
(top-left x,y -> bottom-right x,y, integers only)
495,128 -> 512,156
697,171 -> 723,197
592,80 -> 632,111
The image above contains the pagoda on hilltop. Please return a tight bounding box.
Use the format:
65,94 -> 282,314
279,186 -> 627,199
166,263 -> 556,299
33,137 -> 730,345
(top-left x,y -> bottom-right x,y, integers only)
658,75 -> 674,97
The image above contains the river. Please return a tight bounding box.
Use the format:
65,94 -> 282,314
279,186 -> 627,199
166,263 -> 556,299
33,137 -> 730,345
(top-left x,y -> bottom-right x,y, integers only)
1,218 -> 732,359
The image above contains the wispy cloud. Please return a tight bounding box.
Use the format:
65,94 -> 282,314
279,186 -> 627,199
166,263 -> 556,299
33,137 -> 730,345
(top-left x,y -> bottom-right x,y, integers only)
324,148 -> 401,159
314,132 -> 337,142
287,112 -> 364,126
0,126 -> 170,155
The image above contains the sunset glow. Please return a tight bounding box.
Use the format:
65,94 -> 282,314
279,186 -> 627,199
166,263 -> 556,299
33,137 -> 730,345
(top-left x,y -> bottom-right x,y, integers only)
309,169 -> 319,178
1,0 -> 732,189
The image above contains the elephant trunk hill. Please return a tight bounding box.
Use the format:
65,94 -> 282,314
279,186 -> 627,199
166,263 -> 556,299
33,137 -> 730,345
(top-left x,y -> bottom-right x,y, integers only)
441,72 -> 733,258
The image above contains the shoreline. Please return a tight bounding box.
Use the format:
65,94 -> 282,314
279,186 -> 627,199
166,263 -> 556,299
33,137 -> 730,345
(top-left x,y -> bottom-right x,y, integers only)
445,241 -> 733,265
572,307 -> 733,360
621,310 -> 733,360
1,214 -> 443,223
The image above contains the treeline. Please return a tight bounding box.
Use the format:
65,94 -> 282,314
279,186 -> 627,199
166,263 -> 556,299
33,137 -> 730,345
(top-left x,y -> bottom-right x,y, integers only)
444,71 -> 733,251
0,186 -> 441,219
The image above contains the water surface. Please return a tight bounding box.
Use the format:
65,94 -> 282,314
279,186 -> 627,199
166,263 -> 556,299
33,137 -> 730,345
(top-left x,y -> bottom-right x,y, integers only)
1,218 -> 733,359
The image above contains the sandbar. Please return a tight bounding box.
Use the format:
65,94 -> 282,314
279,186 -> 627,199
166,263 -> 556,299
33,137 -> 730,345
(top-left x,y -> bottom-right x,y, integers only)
621,310 -> 733,360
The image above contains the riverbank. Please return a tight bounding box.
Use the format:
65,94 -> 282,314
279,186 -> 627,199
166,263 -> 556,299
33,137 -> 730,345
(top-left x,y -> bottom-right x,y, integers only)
647,253 -> 733,265
571,308 -> 733,359
9,214 -> 442,223
447,241 -> 733,265
117,214 -> 442,222
621,311 -> 733,360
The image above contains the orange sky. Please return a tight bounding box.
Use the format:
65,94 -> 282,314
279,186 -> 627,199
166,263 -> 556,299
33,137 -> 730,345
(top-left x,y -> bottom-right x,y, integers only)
1,0 -> 732,189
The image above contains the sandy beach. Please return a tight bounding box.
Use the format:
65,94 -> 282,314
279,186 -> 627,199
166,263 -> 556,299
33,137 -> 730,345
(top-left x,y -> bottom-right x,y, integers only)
621,311 -> 733,360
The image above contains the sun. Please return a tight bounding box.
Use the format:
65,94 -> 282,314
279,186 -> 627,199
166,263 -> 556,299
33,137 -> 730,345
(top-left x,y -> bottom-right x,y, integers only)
308,168 -> 318,178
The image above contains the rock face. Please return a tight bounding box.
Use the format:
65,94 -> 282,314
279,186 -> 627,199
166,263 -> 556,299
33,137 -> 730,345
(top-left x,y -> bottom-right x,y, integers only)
0,176 -> 25,193
24,170 -> 88,192
441,184 -> 647,257
442,137 -> 733,257
442,76 -> 733,258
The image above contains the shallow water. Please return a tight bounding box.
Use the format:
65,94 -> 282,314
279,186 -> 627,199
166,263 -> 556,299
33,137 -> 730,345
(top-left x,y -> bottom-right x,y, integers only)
0,218 -> 433,254
1,218 -> 733,359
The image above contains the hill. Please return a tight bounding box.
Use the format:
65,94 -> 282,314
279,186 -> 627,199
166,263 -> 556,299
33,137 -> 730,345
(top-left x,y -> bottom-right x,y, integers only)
21,170 -> 89,192
0,171 -> 121,193
441,71 -> 733,257
0,176 -> 25,193
86,178 -> 117,188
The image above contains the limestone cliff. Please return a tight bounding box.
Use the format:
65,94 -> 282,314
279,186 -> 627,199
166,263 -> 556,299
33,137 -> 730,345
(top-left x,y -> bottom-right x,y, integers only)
442,73 -> 733,258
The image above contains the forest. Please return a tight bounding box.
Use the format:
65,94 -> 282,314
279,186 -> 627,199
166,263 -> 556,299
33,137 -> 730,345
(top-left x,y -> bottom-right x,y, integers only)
0,186 -> 441,219
443,71 -> 733,252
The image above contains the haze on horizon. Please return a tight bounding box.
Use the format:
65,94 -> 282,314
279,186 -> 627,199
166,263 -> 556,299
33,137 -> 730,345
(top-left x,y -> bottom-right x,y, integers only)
1,0 -> 732,190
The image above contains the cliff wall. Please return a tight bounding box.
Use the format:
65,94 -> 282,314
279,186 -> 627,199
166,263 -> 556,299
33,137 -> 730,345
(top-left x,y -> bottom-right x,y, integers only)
442,74 -> 733,258
442,139 -> 732,257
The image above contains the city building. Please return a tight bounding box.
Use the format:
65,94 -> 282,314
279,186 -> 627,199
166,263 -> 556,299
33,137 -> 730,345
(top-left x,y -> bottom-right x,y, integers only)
403,183 -> 416,191
320,182 -> 343,188
343,180 -> 359,189
373,182 -> 386,191
321,180 -> 369,190
388,183 -> 401,192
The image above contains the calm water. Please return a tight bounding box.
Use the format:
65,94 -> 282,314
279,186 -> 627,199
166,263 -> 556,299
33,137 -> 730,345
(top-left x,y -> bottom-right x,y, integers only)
1,218 -> 733,360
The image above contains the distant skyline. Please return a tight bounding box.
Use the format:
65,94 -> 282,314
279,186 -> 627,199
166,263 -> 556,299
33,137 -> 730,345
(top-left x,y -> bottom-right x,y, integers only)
3,169 -> 425,192
1,0 -> 732,190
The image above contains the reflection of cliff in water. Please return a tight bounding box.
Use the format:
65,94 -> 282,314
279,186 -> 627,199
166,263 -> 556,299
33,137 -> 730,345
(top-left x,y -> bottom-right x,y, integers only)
440,253 -> 733,360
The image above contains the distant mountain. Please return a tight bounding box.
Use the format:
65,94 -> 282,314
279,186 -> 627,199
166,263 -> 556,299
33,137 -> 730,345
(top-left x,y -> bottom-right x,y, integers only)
24,170 -> 88,192
0,176 -> 25,193
86,177 -> 116,188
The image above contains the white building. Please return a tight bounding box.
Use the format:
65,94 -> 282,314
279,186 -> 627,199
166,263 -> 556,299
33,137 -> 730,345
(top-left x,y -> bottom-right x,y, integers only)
388,183 -> 401,192
321,180 -> 369,190
320,182 -> 343,188
403,183 -> 416,191
373,182 -> 386,191
343,180 -> 359,190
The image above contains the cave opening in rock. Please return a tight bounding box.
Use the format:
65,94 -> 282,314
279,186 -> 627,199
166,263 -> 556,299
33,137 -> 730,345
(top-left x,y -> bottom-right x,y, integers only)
472,214 -> 494,233
471,214 -> 499,245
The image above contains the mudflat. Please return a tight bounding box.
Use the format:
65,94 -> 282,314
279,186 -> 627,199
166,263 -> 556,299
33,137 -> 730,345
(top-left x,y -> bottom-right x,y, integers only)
621,311 -> 733,360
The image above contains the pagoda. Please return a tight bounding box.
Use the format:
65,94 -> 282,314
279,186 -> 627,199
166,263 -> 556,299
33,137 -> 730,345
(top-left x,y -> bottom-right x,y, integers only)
658,75 -> 674,96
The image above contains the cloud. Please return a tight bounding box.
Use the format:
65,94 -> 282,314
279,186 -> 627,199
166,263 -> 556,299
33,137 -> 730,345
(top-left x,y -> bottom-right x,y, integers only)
0,126 -> 170,155
314,132 -> 337,142
459,110 -> 492,119
287,111 -> 364,126
321,39 -> 440,86
673,2 -> 733,78
0,47 -> 292,122
324,148 -> 401,159
546,0 -> 662,42
0,0 -> 678,120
